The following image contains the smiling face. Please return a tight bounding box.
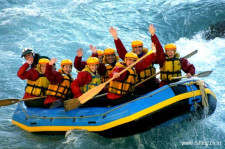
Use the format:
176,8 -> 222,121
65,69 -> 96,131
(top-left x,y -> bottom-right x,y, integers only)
62,65 -> 72,74
166,49 -> 175,58
125,58 -> 136,66
105,54 -> 116,64
24,53 -> 33,60
40,64 -> 47,73
89,64 -> 99,73
132,46 -> 143,56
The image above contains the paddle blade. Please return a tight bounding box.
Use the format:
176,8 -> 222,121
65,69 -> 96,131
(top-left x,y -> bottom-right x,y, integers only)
183,50 -> 198,59
197,71 -> 213,77
0,99 -> 20,107
64,82 -> 107,111
64,98 -> 81,111
79,82 -> 107,104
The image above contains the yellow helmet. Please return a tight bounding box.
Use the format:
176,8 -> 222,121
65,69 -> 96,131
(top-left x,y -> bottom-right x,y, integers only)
38,58 -> 49,64
104,48 -> 116,55
131,40 -> 143,48
125,52 -> 138,62
97,50 -> 104,56
87,57 -> 99,65
165,43 -> 177,52
61,59 -> 73,67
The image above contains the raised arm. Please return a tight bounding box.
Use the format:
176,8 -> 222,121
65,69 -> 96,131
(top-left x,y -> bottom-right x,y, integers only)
149,24 -> 166,67
90,44 -> 97,56
17,57 -> 39,80
90,45 -> 99,57
74,48 -> 87,71
45,58 -> 64,83
109,27 -> 128,60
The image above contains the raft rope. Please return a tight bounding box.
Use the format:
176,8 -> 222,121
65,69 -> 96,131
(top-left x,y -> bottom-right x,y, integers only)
188,83 -> 201,111
18,102 -> 30,120
195,80 -> 209,116
19,80 -> 211,120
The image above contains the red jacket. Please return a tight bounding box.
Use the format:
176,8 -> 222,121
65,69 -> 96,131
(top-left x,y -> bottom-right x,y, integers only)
71,71 -> 93,98
17,63 -> 40,99
114,38 -> 127,60
44,64 -> 65,105
151,34 -> 195,87
74,53 -> 106,76
17,63 -> 39,80
107,53 -> 156,100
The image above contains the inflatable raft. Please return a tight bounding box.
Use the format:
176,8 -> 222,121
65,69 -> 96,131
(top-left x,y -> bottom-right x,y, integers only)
12,79 -> 217,138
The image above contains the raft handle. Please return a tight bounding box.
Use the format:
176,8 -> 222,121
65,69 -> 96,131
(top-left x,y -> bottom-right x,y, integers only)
88,121 -> 96,124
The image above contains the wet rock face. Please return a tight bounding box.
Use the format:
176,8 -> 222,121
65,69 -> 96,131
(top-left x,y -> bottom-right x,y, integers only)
203,20 -> 225,40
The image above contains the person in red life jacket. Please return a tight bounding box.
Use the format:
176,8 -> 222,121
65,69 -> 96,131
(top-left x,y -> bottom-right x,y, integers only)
44,59 -> 73,108
71,57 -> 101,98
17,58 -> 50,107
74,45 -> 106,76
149,24 -> 195,87
107,51 -> 156,101
109,27 -> 159,94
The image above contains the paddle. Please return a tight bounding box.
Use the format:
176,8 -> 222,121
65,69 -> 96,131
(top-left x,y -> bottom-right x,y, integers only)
171,70 -> 213,80
0,96 -> 46,107
182,49 -> 198,59
64,50 -> 155,111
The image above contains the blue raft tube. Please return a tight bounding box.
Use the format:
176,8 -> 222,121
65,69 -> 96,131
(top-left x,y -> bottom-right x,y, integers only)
12,79 -> 217,138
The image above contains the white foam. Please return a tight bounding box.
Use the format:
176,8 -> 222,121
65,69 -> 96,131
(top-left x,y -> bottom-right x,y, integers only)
164,0 -> 201,7
175,33 -> 225,71
0,3 -> 40,25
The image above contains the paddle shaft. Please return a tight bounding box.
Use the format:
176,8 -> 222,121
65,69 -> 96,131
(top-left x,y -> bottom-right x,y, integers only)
0,96 -> 46,107
135,71 -> 160,86
21,96 -> 46,101
171,71 -> 213,80
171,75 -> 190,80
